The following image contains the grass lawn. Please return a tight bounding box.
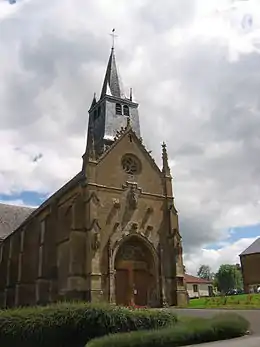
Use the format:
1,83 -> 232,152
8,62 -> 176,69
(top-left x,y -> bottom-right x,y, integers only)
187,293 -> 260,309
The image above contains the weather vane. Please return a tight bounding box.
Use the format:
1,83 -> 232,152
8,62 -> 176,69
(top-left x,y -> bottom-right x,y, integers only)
110,28 -> 118,50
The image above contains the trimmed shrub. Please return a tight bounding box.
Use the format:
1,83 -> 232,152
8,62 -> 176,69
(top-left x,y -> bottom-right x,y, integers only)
0,302 -> 177,347
87,313 -> 249,347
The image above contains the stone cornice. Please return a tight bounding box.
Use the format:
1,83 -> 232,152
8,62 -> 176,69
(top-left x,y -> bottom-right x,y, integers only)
86,182 -> 168,199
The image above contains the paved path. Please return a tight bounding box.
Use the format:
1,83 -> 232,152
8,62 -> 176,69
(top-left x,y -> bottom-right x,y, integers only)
186,335 -> 260,347
171,308 -> 260,335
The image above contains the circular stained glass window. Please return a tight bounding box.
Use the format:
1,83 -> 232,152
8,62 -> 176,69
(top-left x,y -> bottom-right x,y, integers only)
121,154 -> 141,175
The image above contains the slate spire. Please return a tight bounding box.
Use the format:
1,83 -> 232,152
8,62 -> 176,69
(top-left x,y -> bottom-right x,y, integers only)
100,48 -> 125,99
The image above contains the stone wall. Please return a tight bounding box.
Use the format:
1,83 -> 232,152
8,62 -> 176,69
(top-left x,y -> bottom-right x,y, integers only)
240,253 -> 260,292
0,176 -> 87,308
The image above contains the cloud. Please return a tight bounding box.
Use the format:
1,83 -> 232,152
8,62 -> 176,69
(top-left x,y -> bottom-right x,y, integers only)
0,0 -> 260,258
0,198 -> 36,208
185,235 -> 260,275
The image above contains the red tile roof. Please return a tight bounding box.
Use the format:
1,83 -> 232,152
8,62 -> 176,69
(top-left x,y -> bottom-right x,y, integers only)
184,274 -> 213,284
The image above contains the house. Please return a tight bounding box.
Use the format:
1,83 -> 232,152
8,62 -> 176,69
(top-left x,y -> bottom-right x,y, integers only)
240,237 -> 260,293
185,274 -> 214,298
0,46 -> 187,308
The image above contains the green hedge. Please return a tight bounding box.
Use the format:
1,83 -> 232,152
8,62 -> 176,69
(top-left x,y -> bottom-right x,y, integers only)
87,313 -> 249,347
0,302 -> 177,347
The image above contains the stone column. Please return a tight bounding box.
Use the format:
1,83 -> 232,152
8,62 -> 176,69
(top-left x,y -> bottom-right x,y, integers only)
36,219 -> 51,305
109,270 -> 116,304
5,237 -> 13,307
15,229 -> 24,306
67,194 -> 88,300
85,188 -> 103,303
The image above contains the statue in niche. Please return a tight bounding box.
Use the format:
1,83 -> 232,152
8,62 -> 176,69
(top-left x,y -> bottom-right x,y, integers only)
91,231 -> 100,252
128,185 -> 138,209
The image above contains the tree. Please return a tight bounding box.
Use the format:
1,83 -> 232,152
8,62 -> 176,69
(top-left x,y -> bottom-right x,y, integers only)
197,265 -> 213,280
215,264 -> 243,293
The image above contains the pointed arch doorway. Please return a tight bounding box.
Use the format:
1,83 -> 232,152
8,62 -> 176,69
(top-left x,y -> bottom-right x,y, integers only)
114,235 -> 157,307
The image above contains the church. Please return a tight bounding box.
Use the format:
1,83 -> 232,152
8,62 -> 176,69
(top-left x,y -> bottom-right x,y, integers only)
0,47 -> 187,308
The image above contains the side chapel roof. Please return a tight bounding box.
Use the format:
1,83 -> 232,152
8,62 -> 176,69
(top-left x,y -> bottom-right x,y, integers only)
0,203 -> 35,241
0,172 -> 84,241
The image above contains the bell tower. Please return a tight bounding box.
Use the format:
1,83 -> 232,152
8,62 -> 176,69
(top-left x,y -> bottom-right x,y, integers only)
85,47 -> 141,160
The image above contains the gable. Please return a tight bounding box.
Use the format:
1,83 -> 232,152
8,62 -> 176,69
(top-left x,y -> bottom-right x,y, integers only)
95,130 -> 164,195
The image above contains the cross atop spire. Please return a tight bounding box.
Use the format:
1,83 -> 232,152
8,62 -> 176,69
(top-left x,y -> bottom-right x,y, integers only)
110,28 -> 117,50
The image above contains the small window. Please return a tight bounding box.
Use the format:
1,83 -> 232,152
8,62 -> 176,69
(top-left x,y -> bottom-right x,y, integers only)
94,110 -> 98,120
116,103 -> 122,115
193,284 -> 198,292
123,105 -> 129,116
98,106 -> 101,118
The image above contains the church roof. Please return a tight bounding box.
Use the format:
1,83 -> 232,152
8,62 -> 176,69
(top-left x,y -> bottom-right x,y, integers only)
100,48 -> 125,99
0,172 -> 84,242
240,237 -> 260,256
0,203 -> 35,241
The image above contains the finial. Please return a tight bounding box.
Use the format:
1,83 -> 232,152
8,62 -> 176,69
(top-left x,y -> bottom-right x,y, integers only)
126,116 -> 131,128
162,141 -> 171,176
130,88 -> 133,101
110,28 -> 118,50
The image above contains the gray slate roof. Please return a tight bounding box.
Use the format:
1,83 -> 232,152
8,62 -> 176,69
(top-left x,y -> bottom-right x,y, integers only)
100,48 -> 125,99
0,203 -> 35,240
240,237 -> 260,256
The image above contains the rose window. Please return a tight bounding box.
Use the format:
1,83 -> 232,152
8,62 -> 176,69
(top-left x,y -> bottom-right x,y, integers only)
121,154 -> 141,175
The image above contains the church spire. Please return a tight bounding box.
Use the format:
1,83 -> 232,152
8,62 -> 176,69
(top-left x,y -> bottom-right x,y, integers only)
84,37 -> 141,160
100,47 -> 125,100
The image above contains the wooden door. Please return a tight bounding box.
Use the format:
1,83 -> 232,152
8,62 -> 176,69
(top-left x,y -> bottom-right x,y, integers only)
133,269 -> 149,306
115,269 -> 129,306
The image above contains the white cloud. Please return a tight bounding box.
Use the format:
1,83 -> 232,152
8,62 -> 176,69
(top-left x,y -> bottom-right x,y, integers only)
185,235 -> 260,275
0,0 -> 260,259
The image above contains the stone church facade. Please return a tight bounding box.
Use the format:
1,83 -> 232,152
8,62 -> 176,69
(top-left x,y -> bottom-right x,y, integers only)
0,48 -> 187,308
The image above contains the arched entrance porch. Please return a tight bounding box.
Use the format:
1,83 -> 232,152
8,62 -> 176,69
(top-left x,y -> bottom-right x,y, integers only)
114,235 -> 157,307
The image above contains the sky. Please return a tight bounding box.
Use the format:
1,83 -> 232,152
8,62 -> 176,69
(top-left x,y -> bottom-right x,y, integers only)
0,0 -> 260,275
